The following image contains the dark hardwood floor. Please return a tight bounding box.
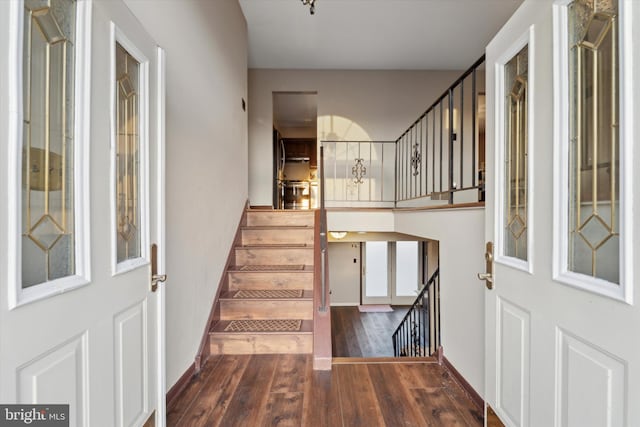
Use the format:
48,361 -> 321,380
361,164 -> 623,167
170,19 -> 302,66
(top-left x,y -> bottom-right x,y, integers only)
331,306 -> 409,358
167,354 -> 483,427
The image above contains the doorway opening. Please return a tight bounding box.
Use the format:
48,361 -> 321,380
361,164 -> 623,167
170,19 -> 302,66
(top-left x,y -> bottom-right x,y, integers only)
328,233 -> 440,358
272,92 -> 318,209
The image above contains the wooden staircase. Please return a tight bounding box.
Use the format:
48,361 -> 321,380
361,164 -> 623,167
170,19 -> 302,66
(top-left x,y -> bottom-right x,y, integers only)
208,209 -> 316,355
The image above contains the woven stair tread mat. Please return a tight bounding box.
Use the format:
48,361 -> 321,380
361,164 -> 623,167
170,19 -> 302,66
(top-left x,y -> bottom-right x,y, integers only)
223,319 -> 302,332
239,265 -> 305,271
233,289 -> 303,299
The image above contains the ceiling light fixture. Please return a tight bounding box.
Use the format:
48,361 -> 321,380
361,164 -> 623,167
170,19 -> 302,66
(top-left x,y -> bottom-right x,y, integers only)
329,231 -> 347,240
301,0 -> 316,15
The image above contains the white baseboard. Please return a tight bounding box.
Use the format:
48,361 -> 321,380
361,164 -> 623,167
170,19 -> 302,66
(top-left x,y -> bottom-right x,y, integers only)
330,302 -> 359,307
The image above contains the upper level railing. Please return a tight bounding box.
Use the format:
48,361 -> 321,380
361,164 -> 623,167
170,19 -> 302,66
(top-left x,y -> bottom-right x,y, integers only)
320,56 -> 486,208
396,55 -> 486,206
320,140 -> 396,208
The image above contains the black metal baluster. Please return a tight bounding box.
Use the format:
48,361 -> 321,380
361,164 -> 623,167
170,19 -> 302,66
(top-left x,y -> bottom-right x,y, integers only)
472,67 -> 477,188
436,275 -> 441,349
432,110 -> 435,196
425,287 -> 430,356
460,80 -> 464,189
448,89 -> 454,204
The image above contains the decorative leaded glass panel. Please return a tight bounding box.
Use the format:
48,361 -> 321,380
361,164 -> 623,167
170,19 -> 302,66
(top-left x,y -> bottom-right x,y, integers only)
115,43 -> 141,264
567,0 -> 619,283
21,0 -> 76,288
503,45 -> 528,261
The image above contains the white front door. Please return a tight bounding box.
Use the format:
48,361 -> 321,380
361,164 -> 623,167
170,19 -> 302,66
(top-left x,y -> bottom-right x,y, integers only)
0,1 -> 165,426
484,1 -> 639,426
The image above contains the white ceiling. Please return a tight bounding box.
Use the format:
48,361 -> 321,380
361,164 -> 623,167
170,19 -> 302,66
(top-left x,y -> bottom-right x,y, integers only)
239,0 -> 523,70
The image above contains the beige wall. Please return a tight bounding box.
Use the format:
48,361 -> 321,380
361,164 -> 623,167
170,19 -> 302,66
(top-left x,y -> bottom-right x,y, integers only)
248,69 -> 462,206
394,208 -> 485,396
327,207 -> 485,395
125,0 -> 248,389
328,242 -> 361,305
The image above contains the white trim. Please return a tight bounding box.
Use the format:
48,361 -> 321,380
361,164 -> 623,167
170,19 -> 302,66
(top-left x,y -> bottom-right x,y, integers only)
552,0 -> 633,304
7,0 -> 22,309
8,0 -> 93,309
155,45 -> 167,427
619,0 -> 635,306
109,22 -> 151,276
493,26 -> 535,275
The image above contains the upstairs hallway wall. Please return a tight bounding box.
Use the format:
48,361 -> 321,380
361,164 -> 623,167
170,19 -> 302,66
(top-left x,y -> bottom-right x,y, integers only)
248,69 -> 462,205
124,0 -> 249,389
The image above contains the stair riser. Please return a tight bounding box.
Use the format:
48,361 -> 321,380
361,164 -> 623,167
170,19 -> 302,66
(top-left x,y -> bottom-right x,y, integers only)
235,248 -> 314,266
220,300 -> 313,320
228,272 -> 314,290
241,229 -> 314,246
247,212 -> 314,227
209,334 -> 312,355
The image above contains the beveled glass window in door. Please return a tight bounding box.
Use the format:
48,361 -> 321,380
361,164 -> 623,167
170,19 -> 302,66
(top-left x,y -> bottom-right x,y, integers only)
568,0 -> 619,283
115,43 -> 141,263
503,45 -> 528,261
21,0 -> 77,288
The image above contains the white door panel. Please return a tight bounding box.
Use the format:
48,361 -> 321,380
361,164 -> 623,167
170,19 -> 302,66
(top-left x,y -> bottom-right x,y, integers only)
0,1 -> 165,426
485,1 -> 639,426
496,297 -> 530,427
556,330 -> 626,427
17,333 -> 88,426
114,300 -> 148,427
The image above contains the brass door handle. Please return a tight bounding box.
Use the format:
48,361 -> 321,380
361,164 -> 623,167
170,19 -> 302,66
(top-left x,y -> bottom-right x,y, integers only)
150,244 -> 167,292
477,272 -> 494,290
152,274 -> 167,283
477,273 -> 493,282
478,242 -> 494,290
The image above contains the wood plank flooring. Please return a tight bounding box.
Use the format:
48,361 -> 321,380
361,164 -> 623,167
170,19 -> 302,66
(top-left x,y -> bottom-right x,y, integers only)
167,354 -> 483,426
331,306 -> 409,358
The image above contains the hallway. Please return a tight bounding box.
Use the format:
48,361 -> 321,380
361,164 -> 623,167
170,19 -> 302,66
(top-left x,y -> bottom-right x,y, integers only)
167,354 -> 483,426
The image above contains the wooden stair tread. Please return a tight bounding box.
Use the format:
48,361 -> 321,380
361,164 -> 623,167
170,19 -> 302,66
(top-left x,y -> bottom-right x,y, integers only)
211,319 -> 313,334
219,290 -> 313,300
242,225 -> 313,230
237,243 -> 312,249
206,207 -> 317,356
248,209 -> 314,213
229,265 -> 313,272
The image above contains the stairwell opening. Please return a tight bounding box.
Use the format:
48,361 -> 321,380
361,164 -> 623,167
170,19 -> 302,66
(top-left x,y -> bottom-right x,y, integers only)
327,232 -> 440,359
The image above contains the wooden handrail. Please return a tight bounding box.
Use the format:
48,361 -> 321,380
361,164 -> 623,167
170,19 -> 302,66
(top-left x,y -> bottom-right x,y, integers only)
313,209 -> 332,370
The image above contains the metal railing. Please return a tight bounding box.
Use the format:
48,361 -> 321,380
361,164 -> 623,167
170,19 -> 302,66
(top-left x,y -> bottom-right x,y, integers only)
396,56 -> 486,204
392,268 -> 440,357
320,141 -> 396,207
319,57 -> 486,208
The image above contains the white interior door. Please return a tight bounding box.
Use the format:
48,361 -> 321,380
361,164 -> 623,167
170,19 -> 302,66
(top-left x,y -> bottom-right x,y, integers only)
484,1 -> 639,426
0,1 -> 165,426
